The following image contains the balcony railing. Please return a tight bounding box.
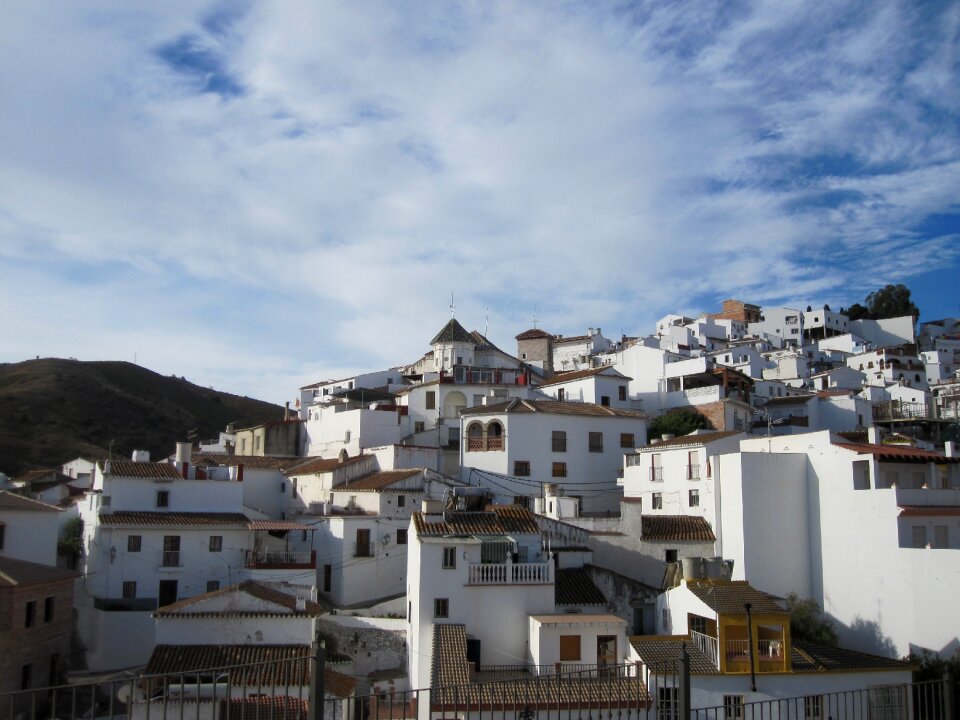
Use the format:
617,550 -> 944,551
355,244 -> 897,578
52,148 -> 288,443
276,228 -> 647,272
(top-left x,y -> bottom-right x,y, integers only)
161,551 -> 181,567
467,561 -> 550,585
243,550 -> 316,569
687,464 -> 700,480
650,467 -> 663,482
690,630 -> 718,666
726,639 -> 750,663
465,436 -> 504,452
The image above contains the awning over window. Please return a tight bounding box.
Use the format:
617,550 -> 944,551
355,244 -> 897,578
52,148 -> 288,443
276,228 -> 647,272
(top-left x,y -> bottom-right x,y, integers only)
474,534 -> 514,564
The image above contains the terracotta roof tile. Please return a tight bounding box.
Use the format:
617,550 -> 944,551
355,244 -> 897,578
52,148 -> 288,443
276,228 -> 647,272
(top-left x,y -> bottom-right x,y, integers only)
0,490 -> 62,512
431,624 -> 470,688
101,460 -> 182,479
461,399 -> 645,418
554,569 -> 606,606
430,319 -> 475,345
637,431 -> 740,450
247,520 -> 312,530
286,455 -> 373,475
154,580 -> 328,617
220,696 -> 309,720
431,672 -> 651,708
0,556 -> 78,587
337,470 -> 421,491
413,505 -> 540,537
12,469 -> 62,484
193,454 -> 306,472
537,367 -> 631,388
516,328 -> 552,340
629,636 -> 720,675
833,442 -> 960,464
641,515 -> 715,542
146,644 -> 311,685
687,580 -> 787,615
99,511 -> 250,527
898,505 -> 960,517
791,642 -> 912,672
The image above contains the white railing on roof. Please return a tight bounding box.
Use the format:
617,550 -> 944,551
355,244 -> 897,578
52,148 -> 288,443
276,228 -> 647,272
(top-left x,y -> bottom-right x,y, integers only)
468,561 -> 550,585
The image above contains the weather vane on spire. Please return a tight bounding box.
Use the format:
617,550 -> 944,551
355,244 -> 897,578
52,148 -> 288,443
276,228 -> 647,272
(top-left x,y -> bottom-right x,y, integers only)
532,305 -> 538,329
449,292 -> 456,319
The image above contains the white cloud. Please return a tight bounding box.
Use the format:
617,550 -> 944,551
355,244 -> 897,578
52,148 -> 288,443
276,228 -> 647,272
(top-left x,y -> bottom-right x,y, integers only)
2,0 -> 958,403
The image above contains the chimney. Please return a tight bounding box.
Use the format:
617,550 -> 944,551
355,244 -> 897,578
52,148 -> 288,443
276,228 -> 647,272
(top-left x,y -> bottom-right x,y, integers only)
295,597 -> 306,612
867,426 -> 880,445
284,402 -> 291,421
175,442 -> 192,479
131,449 -> 150,463
946,441 -> 955,459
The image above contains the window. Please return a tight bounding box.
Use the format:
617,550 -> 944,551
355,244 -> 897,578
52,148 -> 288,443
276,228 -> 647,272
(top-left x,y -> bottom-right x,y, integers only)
102,495 -> 111,507
426,391 -> 436,410
620,433 -> 635,449
323,565 -> 332,592
206,581 -> 220,593
652,492 -> 663,510
397,494 -> 406,508
689,489 -> 700,507
48,653 -> 60,687
658,687 -> 678,720
514,461 -> 531,477
209,535 -> 223,552
25,600 -> 36,628
804,696 -> 823,720
21,663 -> 32,691
356,529 -> 371,557
557,388 -> 565,401
619,386 -> 627,401
650,454 -> 663,482
600,395 -> 610,407
552,462 -> 567,478
559,635 -> 581,661
414,421 -> 425,433
552,430 -> 567,452
156,490 -> 170,508
588,432 -> 603,452
434,598 -> 449,618
687,451 -> 700,479
44,596 -> 54,623
912,526 -> 927,548
513,495 -> 530,509
127,535 -> 142,552
162,535 -> 181,566
724,696 -> 744,720
442,547 -> 457,569
122,581 -> 137,598
665,549 -> 678,563
397,529 -> 408,545
933,526 -> 948,548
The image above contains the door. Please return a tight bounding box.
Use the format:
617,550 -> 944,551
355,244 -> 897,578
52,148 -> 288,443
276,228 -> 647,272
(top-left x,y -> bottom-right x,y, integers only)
596,636 -> 617,668
162,535 -> 181,566
356,529 -> 370,557
466,639 -> 482,672
158,580 -> 178,607
323,564 -> 332,592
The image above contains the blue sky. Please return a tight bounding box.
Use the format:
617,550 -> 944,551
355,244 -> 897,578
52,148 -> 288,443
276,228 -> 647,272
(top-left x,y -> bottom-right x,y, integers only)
1,1 -> 958,404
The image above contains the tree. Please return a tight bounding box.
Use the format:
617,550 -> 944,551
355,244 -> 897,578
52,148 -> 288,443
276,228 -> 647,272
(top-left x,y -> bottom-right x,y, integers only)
846,284 -> 920,321
647,408 -> 712,442
785,593 -> 838,647
57,517 -> 83,569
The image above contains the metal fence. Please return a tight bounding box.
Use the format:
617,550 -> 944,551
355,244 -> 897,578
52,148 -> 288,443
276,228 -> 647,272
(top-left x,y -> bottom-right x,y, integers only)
1,644 -> 954,720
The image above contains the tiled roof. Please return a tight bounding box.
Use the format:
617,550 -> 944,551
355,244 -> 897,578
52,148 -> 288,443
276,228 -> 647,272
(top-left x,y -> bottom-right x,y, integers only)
432,672 -> 650,708
413,505 -> 540,537
102,460 -> 182,479
430,319 -> 475,345
553,334 -> 591,344
763,395 -> 814,406
898,505 -> 960,517
638,431 -> 740,450
99,511 -> 251,527
286,454 -> 372,475
336,470 -> 421,491
432,624 -> 470,688
154,580 -> 328,617
516,328 -> 552,340
629,636 -> 720,675
537,366 -> 632,388
687,580 -> 787,615
220,696 -> 308,720
791,642 -> 912,672
247,520 -> 312,530
147,645 -> 356,696
0,491 -> 62,512
12,469 -> 61,484
554,569 -> 606,606
0,556 -> 78,587
641,515 -> 715,542
833,442 -> 960,464
837,430 -> 868,444
461,398 -> 645,418
193,454 -> 306,472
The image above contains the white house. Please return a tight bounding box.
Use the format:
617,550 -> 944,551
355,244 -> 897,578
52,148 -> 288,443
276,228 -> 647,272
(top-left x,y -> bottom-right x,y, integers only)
552,328 -> 616,372
631,577 -> 913,719
460,399 -> 648,514
0,491 -> 62,566
747,306 -> 804,347
535,366 -> 639,409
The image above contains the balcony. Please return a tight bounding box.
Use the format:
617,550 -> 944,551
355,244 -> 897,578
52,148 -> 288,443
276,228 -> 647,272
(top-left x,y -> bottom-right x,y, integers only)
441,365 -> 528,386
466,436 -> 504,452
649,467 -> 663,482
161,551 -> 181,567
689,629 -> 786,673
243,550 -> 316,569
687,464 -> 700,480
467,561 -> 551,585
690,630 -> 718,665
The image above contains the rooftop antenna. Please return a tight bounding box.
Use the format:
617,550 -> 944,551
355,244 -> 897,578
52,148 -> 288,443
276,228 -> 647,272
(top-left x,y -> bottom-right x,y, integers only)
533,305 -> 538,329
484,307 -> 489,337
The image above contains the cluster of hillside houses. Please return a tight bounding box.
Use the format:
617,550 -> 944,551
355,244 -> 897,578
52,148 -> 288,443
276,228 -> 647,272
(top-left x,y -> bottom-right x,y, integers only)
2,300 -> 959,718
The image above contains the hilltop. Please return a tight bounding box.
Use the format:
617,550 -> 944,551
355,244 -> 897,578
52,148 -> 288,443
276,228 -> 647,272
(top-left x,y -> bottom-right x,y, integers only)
0,359 -> 284,476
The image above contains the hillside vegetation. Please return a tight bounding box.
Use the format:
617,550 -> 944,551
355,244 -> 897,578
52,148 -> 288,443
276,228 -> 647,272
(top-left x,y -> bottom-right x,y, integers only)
0,359 -> 283,476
